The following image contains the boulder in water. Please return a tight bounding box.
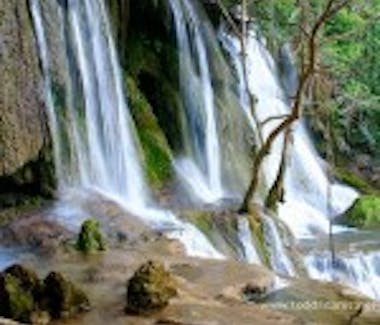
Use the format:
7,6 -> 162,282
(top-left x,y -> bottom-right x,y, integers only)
342,195 -> 380,228
76,219 -> 106,254
126,260 -> 177,314
43,271 -> 90,319
4,264 -> 43,301
0,273 -> 35,323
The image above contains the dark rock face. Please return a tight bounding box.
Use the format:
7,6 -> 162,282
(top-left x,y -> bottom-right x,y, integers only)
43,272 -> 90,319
0,0 -> 46,177
126,260 -> 177,314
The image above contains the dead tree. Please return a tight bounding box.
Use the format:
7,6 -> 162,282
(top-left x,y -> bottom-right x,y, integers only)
239,0 -> 352,213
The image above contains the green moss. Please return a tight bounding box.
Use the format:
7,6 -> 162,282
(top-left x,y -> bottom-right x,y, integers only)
4,265 -> 43,301
0,273 -> 35,323
126,77 -> 173,187
343,195 -> 380,228
246,212 -> 271,267
76,219 -> 106,254
334,167 -> 380,195
126,260 -> 177,314
193,213 -> 214,237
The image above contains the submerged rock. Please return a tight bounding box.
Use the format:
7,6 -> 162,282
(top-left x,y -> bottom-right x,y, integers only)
342,195 -> 380,228
43,272 -> 90,319
76,219 -> 106,254
126,260 -> 177,314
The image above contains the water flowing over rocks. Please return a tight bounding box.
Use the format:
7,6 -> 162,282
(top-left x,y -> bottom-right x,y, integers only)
0,0 -> 379,324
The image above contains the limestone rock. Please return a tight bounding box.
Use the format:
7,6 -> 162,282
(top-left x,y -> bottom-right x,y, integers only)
43,272 -> 90,319
126,260 -> 177,314
0,0 -> 46,177
76,219 -> 106,254
0,273 -> 35,323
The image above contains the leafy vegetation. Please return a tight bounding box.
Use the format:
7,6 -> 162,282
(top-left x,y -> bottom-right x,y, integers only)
248,0 -> 380,162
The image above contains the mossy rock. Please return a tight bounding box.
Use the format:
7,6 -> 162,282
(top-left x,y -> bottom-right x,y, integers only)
126,77 -> 173,187
43,272 -> 90,319
126,260 -> 177,314
342,195 -> 380,228
76,219 -> 106,254
0,273 -> 35,323
334,167 -> 379,195
4,264 -> 43,301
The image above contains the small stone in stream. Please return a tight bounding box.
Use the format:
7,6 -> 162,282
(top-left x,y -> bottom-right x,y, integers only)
126,260 -> 177,314
242,281 -> 270,302
0,273 -> 35,323
43,271 -> 90,319
76,219 -> 106,254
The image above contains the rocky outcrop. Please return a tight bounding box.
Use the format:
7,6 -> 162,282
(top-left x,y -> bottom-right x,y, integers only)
0,0 -> 46,177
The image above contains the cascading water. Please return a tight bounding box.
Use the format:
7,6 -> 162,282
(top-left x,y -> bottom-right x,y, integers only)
220,22 -> 380,298
30,0 -> 222,260
237,216 -> 261,264
168,0 -> 224,203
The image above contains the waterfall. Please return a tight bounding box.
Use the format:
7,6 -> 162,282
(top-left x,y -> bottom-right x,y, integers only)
220,26 -> 358,237
31,0 -> 147,208
237,216 -> 261,264
305,252 -> 380,300
262,216 -> 295,276
220,23 -> 380,298
168,0 -> 224,203
30,0 -> 223,260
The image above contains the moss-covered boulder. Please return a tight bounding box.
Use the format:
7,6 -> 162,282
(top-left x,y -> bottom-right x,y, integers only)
76,219 -> 106,254
126,260 -> 177,314
342,195 -> 380,228
43,272 -> 90,319
0,273 -> 35,323
4,264 -> 43,301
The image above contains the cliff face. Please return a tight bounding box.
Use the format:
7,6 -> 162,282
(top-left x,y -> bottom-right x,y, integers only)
0,0 -> 46,177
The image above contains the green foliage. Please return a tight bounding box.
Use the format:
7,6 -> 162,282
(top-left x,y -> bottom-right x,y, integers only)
343,195 -> 380,229
321,4 -> 380,157
248,0 -> 380,160
76,219 -> 106,254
